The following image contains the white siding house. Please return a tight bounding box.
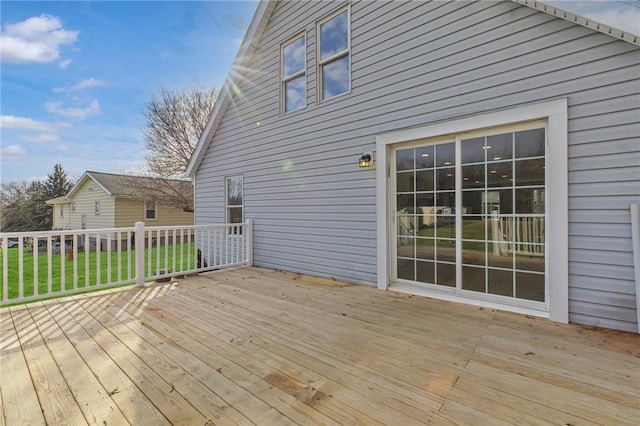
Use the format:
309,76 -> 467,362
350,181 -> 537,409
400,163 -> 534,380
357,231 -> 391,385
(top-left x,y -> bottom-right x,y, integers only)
187,0 -> 640,332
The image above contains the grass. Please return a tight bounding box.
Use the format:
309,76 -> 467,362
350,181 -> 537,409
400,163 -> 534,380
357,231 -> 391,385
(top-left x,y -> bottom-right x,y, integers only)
0,243 -> 197,303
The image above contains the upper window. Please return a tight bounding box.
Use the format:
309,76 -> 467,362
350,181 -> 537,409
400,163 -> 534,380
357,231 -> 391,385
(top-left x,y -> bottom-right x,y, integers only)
318,7 -> 350,101
60,205 -> 64,217
281,34 -> 306,113
226,176 -> 243,225
145,201 -> 156,220
94,201 -> 100,216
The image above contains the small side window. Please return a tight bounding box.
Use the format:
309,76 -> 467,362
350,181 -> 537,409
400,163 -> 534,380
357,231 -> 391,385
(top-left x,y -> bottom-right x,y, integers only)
145,201 -> 157,220
94,201 -> 100,215
225,175 -> 243,234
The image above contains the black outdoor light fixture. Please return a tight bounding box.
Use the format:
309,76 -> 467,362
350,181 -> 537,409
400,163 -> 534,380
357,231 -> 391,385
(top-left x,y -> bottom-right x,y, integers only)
359,152 -> 374,168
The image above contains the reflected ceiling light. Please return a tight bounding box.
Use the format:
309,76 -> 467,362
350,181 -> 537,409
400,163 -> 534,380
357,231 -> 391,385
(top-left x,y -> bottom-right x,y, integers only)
464,177 -> 469,181
421,153 -> 430,157
501,174 -> 508,178
444,161 -> 451,165
359,152 -> 374,168
493,156 -> 501,160
490,170 -> 497,174
482,145 -> 492,150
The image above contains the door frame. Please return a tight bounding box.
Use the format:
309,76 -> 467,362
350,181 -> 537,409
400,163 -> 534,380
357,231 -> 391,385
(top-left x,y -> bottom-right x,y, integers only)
375,99 -> 568,323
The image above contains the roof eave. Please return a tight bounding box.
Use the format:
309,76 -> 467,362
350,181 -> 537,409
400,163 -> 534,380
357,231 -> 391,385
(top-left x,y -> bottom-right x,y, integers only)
512,0 -> 639,46
185,0 -> 276,178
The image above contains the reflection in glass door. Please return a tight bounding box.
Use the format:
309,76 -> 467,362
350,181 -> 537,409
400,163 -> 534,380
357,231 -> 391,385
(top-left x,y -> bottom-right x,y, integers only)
396,141 -> 457,288
394,126 -> 546,305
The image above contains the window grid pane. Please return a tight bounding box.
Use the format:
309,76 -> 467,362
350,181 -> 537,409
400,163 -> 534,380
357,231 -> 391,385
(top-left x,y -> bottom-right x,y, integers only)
396,127 -> 545,304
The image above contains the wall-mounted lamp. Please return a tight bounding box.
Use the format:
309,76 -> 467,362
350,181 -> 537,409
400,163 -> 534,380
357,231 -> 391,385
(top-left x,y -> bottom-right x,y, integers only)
359,152 -> 374,168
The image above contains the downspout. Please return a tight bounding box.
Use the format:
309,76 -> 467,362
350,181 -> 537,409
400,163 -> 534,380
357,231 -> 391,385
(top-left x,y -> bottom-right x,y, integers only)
630,204 -> 640,333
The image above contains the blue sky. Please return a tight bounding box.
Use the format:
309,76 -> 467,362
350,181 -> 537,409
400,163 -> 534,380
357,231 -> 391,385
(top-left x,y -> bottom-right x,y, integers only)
1,0 -> 638,184
1,0 -> 258,183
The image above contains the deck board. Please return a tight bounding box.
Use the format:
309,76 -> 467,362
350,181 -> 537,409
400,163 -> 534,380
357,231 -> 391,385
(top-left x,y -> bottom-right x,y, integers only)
1,266 -> 639,425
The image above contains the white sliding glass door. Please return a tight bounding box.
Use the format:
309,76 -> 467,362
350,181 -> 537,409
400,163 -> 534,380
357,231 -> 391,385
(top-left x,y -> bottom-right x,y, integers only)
393,123 -> 547,307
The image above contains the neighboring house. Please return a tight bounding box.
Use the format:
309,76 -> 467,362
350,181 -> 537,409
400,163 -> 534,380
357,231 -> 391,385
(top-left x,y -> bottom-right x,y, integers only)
187,1 -> 640,332
46,171 -> 194,230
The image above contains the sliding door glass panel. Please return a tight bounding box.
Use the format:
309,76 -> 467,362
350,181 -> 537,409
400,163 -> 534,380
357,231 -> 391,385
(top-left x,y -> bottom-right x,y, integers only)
460,128 -> 545,301
394,127 -> 545,304
396,142 -> 456,288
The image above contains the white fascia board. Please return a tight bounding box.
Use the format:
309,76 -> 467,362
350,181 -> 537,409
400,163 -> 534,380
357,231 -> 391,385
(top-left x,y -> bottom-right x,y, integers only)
185,0 -> 275,178
67,172 -> 113,198
512,0 -> 639,46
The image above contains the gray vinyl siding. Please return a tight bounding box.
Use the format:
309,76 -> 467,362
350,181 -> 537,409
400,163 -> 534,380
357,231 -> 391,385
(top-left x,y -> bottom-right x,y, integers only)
195,1 -> 640,331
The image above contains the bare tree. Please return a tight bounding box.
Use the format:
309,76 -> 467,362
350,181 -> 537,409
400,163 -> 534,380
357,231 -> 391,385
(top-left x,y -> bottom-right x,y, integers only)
144,83 -> 217,176
118,174 -> 194,212
119,83 -> 217,212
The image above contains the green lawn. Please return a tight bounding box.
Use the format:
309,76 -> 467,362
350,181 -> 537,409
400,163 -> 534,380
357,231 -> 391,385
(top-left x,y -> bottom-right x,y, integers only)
0,243 -> 197,304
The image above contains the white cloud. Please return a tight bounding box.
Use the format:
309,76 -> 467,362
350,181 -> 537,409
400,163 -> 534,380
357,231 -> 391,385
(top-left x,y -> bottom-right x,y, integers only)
0,14 -> 79,64
547,1 -> 640,36
1,144 -> 26,157
0,115 -> 58,132
53,78 -> 107,93
21,133 -> 60,143
52,144 -> 69,152
584,7 -> 640,36
45,99 -> 100,120
58,59 -> 72,69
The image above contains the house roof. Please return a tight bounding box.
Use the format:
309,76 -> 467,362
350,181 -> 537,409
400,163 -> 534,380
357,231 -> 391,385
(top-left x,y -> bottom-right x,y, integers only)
50,171 -> 192,202
185,0 -> 639,177
45,196 -> 70,206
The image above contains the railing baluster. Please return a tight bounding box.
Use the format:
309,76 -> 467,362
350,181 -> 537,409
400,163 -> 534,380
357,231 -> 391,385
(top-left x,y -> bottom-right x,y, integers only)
47,235 -> 52,294
107,233 -> 112,284
85,232 -> 90,288
127,231 -> 132,280
117,231 -> 122,283
18,237 -> 24,299
2,237 -> 8,301
96,233 -> 101,286
33,236 -> 39,297
164,229 -> 169,275
73,234 -> 78,290
172,229 -> 176,274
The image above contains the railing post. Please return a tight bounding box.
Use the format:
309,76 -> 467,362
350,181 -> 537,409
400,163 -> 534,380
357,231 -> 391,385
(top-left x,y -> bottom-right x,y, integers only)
135,222 -> 145,287
246,219 -> 254,266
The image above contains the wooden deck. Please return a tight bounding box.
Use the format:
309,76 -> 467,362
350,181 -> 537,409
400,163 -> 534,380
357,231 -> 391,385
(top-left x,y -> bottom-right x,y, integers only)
1,267 -> 639,425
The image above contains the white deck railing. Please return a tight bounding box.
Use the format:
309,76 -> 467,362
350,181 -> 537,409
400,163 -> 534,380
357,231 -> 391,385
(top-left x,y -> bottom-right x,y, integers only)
0,220 -> 253,306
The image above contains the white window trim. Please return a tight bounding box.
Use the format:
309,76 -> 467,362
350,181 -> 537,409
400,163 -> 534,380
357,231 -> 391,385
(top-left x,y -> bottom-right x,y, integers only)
376,99 -> 568,323
281,32 -> 306,114
316,5 -> 351,102
144,201 -> 157,221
